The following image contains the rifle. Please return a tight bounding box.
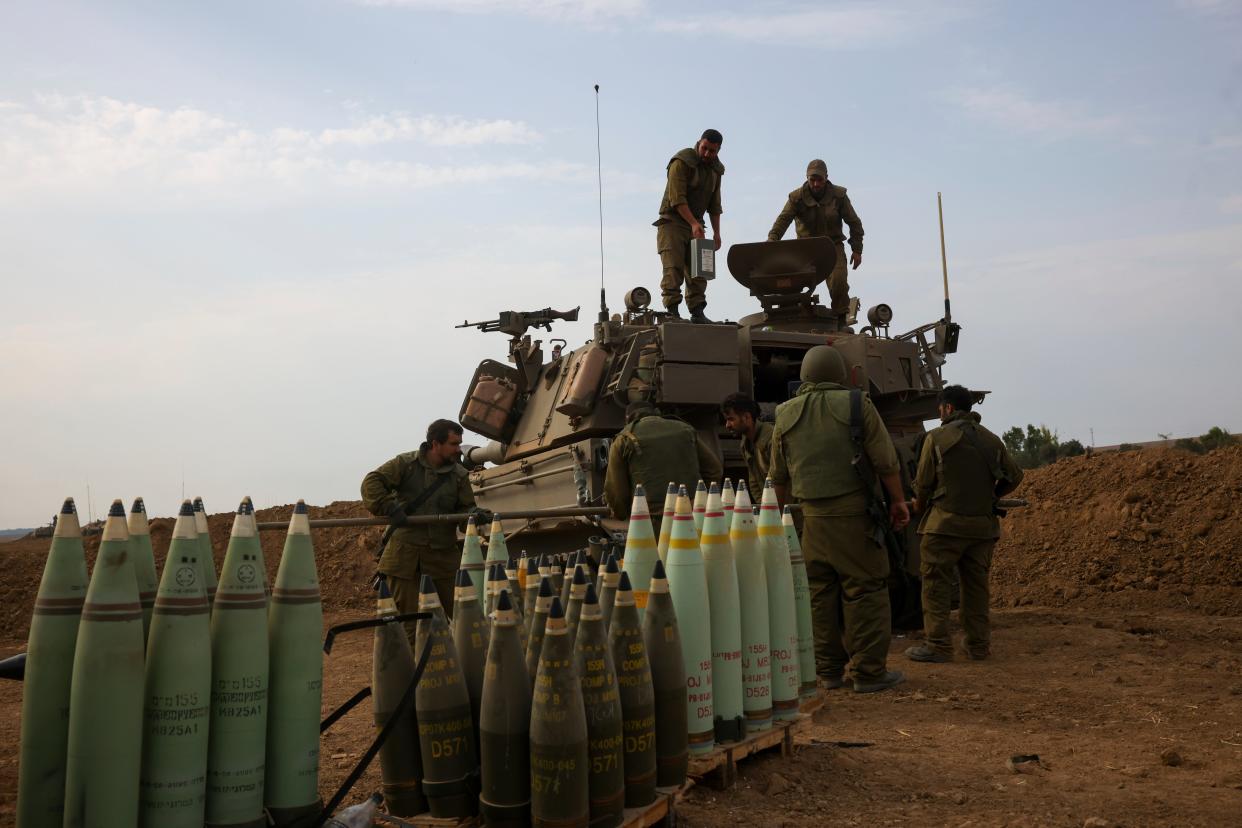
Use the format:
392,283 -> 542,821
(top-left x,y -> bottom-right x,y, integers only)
847,391 -> 913,587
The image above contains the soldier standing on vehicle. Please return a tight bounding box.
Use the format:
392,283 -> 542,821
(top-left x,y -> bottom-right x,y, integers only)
721,393 -> 773,502
767,159 -> 864,326
769,346 -> 909,693
605,401 -> 723,520
361,418 -> 478,638
654,129 -> 724,324
905,385 -> 1023,662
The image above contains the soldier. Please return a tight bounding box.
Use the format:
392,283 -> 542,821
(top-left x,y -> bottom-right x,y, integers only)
905,385 -> 1024,663
362,419 -> 478,634
721,393 -> 773,502
654,129 -> 724,324
769,346 -> 909,693
604,401 -> 723,520
767,159 -> 864,326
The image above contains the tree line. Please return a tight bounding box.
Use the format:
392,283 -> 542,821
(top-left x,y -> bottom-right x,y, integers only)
1000,425 -> 1236,470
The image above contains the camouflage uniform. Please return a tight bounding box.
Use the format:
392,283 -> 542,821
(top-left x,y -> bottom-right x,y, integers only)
913,411 -> 1023,658
767,181 -> 864,315
738,420 -> 775,504
769,382 -> 899,683
362,449 -> 476,639
604,412 -> 723,520
654,148 -> 724,313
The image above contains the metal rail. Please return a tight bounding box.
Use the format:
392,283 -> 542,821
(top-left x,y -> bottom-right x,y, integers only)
254,505 -> 609,532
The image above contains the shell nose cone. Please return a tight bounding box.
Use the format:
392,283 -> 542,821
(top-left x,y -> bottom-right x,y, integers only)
455,569 -> 472,587
584,583 -> 599,604
130,497 -> 145,514
293,500 -> 308,514
193,497 -> 205,512
618,570 -> 633,591
548,597 -> 564,619
178,499 -> 195,517
60,497 -> 77,514
496,590 -> 513,611
420,574 -> 437,594
107,499 -> 125,518
651,559 -> 667,579
538,577 -> 554,597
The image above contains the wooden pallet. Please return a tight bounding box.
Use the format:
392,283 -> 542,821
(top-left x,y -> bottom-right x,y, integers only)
685,713 -> 812,789
799,694 -> 825,716
373,782 -> 691,828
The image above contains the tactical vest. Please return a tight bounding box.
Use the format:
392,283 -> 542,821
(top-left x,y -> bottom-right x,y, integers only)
789,183 -> 848,242
929,419 -> 1008,516
658,148 -> 723,222
773,384 -> 863,501
621,415 -> 702,498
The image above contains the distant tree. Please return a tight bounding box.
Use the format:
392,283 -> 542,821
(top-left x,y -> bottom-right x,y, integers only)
1002,427 -> 1025,455
1058,439 -> 1085,458
1199,426 -> 1238,451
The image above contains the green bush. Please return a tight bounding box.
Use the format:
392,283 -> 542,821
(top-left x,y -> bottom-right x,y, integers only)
1002,424 -> 1086,468
1199,426 -> 1238,451
1174,437 -> 1206,454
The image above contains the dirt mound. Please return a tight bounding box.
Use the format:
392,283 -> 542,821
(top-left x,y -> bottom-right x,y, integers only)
993,445 -> 1242,615
0,501 -> 385,641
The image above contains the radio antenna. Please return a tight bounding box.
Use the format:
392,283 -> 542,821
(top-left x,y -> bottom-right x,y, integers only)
937,191 -> 952,324
594,84 -> 607,323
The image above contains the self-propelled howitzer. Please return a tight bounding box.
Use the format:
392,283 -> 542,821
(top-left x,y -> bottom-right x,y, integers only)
456,238 -> 966,622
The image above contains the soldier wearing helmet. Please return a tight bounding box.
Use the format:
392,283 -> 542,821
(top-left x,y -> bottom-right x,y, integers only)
905,385 -> 1023,663
769,345 -> 909,694
767,159 -> 865,326
604,401 -> 723,520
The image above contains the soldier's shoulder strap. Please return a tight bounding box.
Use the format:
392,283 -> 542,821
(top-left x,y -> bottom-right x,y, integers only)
848,388 -> 864,448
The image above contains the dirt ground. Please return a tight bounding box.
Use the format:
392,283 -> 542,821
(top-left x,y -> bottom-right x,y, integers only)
1,446 -> 1240,826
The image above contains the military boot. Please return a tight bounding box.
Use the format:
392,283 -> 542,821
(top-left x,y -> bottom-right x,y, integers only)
852,670 -> 905,694
904,645 -> 951,663
664,304 -> 682,320
689,305 -> 713,324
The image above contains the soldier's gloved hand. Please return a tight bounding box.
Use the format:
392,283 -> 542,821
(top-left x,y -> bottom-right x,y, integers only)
468,506 -> 493,526
387,502 -> 408,528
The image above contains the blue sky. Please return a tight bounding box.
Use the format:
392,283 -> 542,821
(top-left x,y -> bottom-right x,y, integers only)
2,0 -> 1240,526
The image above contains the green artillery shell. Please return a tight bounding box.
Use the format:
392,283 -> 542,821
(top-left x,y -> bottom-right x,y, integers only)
598,554 -> 621,632
505,566 -> 521,616
372,579 -> 426,817
206,499 -> 269,828
784,506 -> 817,700
461,517 -> 487,607
564,564 -> 589,645
730,486 -> 772,733
265,501 -> 324,826
415,575 -> 479,819
641,560 -> 687,789
127,497 -> 159,642
17,498 -> 87,828
691,480 -> 707,537
700,485 -> 744,742
63,499 -> 145,828
556,551 -> 574,609
530,598 -> 589,828
608,572 -> 657,808
478,590 -> 531,827
758,481 -> 800,720
665,488 -> 714,755
192,497 -> 219,610
575,585 -> 625,828
141,500 -> 212,826
620,484 -> 658,622
452,568 -> 488,751
548,558 -> 564,600
485,515 -> 509,573
524,577 -> 554,689
485,562 -> 507,621
655,483 -> 677,565
524,557 -> 543,640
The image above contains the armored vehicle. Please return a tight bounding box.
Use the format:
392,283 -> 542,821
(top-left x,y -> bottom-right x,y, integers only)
456,238 -> 963,620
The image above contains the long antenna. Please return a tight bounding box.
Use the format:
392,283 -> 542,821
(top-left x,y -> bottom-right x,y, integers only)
594,84 -> 607,323
937,191 -> 951,323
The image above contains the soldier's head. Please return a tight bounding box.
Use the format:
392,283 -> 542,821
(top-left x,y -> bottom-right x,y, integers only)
800,345 -> 846,384
423,419 -> 464,466
937,385 -> 974,421
806,159 -> 828,196
697,129 -> 723,162
721,393 -> 760,439
625,400 -> 659,423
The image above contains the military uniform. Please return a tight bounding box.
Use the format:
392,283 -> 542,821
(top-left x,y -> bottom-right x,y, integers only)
770,382 -> 899,683
738,420 -> 775,504
913,412 -> 1023,658
361,449 -> 476,639
654,148 -> 724,313
604,411 -> 723,520
767,181 -> 864,315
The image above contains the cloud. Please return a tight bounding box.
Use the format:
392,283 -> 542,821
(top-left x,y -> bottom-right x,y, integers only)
653,2 -> 972,45
0,95 -> 568,208
354,0 -> 645,24
944,86 -> 1124,140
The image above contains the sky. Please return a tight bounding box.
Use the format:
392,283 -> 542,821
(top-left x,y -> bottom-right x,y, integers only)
2,0 -> 1240,526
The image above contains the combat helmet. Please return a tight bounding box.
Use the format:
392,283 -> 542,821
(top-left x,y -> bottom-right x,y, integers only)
800,345 -> 846,384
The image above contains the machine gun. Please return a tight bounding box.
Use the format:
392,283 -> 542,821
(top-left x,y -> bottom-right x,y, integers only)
457,307 -> 580,337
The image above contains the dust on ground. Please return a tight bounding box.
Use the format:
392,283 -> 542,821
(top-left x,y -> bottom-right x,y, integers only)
1,446 -> 1240,826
